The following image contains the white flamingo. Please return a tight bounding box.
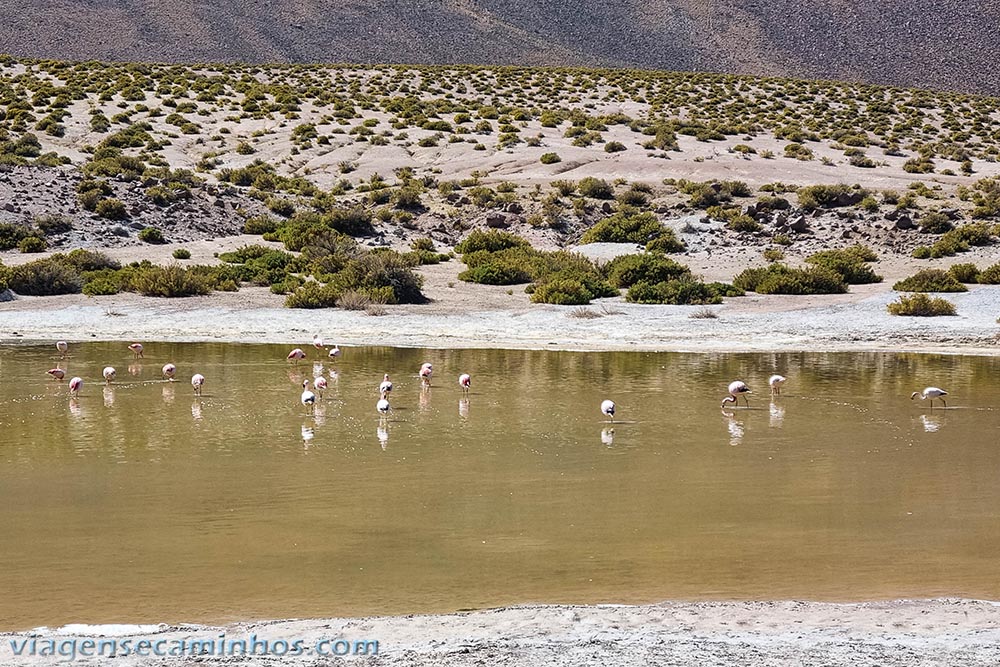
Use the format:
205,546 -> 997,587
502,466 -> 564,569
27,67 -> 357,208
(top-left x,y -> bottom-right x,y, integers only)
601,399 -> 616,422
769,375 -> 787,396
56,341 -> 68,359
911,387 -> 948,408
162,363 -> 177,381
377,397 -> 391,415
128,343 -> 144,359
459,373 -> 471,392
287,348 -> 306,363
69,377 -> 83,396
314,375 -> 328,398
46,368 -> 66,381
301,379 -> 317,414
102,366 -> 116,385
328,345 -> 341,359
722,380 -> 751,407
379,374 -> 393,397
191,373 -> 205,396
312,335 -> 325,356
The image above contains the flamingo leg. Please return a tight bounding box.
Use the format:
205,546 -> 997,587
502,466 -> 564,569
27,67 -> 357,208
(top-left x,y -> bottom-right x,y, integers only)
941,399 -> 947,407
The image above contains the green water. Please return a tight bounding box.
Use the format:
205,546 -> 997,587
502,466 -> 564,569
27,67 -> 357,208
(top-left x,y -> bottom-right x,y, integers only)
0,343 -> 999,630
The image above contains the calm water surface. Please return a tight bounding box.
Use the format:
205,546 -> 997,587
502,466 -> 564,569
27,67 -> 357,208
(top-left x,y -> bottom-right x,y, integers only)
1,343 -> 999,629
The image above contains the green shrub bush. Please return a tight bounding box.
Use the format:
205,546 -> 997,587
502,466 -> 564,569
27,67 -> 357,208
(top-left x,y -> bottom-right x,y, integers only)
18,236 -> 46,253
625,277 -> 722,305
805,246 -> 882,284
455,229 -> 530,254
172,248 -> 192,260
604,254 -> 691,288
580,210 -> 662,244
7,258 -> 83,295
577,177 -> 614,199
892,269 -> 967,292
285,281 -> 340,308
977,263 -> 1000,284
733,264 -> 847,294
887,293 -> 956,316
918,212 -> 953,234
127,264 -> 212,297
138,227 -> 165,244
530,278 -> 592,305
645,229 -> 686,253
539,152 -> 561,164
947,263 -> 980,283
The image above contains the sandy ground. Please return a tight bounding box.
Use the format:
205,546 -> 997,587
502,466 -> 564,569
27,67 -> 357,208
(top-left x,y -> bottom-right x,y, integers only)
2,599 -> 999,666
2,254 -> 999,354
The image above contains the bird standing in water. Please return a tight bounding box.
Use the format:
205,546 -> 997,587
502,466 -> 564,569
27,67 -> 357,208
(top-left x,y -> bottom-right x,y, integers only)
191,374 -> 205,396
601,399 -> 616,422
69,377 -> 83,395
722,380 -> 751,407
769,375 -> 786,396
911,387 -> 948,408
301,379 -> 317,414
419,363 -> 433,386
47,368 -> 66,381
379,374 -> 393,397
287,348 -> 306,363
459,374 -> 471,392
102,367 -> 116,385
56,341 -> 68,359
128,343 -> 144,359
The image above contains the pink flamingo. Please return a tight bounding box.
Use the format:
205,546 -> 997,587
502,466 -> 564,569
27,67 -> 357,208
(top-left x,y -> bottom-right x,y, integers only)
419,363 -> 433,385
301,379 -> 317,414
459,373 -> 471,392
287,348 -> 306,363
328,345 -> 341,359
69,377 -> 83,395
312,335 -> 325,357
56,341 -> 68,359
314,375 -> 328,398
162,363 -> 177,380
191,373 -> 205,396
722,380 -> 751,408
102,366 -> 116,385
46,368 -> 66,381
379,374 -> 393,397
128,343 -> 144,359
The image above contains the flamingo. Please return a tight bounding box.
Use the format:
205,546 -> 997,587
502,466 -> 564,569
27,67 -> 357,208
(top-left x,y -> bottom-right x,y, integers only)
911,387 -> 948,408
379,374 -> 393,397
419,362 -> 433,385
162,363 -> 177,381
191,373 -> 205,396
102,366 -> 116,384
46,368 -> 66,381
314,375 -> 328,398
459,373 -> 471,392
722,380 -> 751,407
312,335 -> 325,356
769,375 -> 787,396
287,348 -> 306,363
56,341 -> 68,359
69,377 -> 83,395
128,343 -> 144,359
301,379 -> 317,414
377,397 -> 391,415
601,399 -> 616,422
328,345 -> 341,359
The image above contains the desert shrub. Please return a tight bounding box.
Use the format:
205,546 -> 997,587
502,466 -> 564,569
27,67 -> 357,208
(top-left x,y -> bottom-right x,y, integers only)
551,180 -> 576,196
243,215 -> 280,235
763,248 -> 784,262
0,222 -> 36,250
285,281 -> 340,308
645,229 -> 686,253
903,157 -> 935,174
172,248 -> 191,260
392,186 -> 423,209
604,254 -> 690,288
138,227 -> 165,244
127,264 -> 212,297
604,141 -> 626,153
96,198 -> 128,220
706,282 -> 745,297
539,152 -> 561,164
917,211 -> 953,234
268,198 -> 296,217
977,263 -> 1000,284
455,229 -> 530,254
727,215 -> 761,232
805,246 -> 882,284
80,269 -> 122,296
892,269 -> 967,292
580,210 -> 661,244
7,258 -> 83,295
625,277 -> 722,305
577,177 -> 614,199
530,279 -> 593,305
676,179 -> 750,208
61,249 -> 120,272
330,251 -> 425,304
917,223 -> 995,258
34,214 -> 72,235
797,184 -> 868,211
18,236 -> 46,253
733,264 -> 847,295
947,263 -> 980,283
458,262 -> 531,285
887,294 -> 956,316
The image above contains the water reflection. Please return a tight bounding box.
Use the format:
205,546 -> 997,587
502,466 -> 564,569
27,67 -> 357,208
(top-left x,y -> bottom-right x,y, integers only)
301,424 -> 315,445
722,409 -> 744,446
769,401 -> 785,428
103,386 -> 115,408
191,400 -> 203,420
458,398 -> 469,419
377,422 -> 389,450
601,427 -> 615,447
920,414 -> 943,433
162,383 -> 175,404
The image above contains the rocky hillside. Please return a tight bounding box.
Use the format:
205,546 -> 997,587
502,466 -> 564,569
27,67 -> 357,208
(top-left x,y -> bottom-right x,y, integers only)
0,1 -> 997,94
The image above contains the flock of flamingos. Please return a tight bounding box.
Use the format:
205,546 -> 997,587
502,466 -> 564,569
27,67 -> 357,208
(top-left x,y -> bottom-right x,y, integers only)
43,336 -> 952,419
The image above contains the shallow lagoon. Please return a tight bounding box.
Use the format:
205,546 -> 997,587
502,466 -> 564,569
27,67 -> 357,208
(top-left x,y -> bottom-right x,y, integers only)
1,343 -> 999,629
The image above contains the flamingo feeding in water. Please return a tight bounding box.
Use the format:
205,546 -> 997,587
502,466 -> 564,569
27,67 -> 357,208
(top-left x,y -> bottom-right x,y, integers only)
312,335 -> 325,356
459,374 -> 471,392
191,374 -> 205,396
287,348 -> 306,363
379,374 -> 393,397
314,375 -> 328,398
722,380 -> 751,408
419,363 -> 433,385
56,341 -> 68,359
601,399 -> 616,422
301,379 -> 317,414
911,387 -> 948,408
769,375 -> 787,396
128,343 -> 144,359
328,345 -> 341,359
46,368 -> 66,381
377,397 -> 391,415
162,363 -> 177,381
69,377 -> 83,395
102,367 -> 116,384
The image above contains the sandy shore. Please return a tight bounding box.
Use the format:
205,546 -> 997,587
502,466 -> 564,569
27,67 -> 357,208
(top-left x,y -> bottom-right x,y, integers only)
2,599 -> 998,666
